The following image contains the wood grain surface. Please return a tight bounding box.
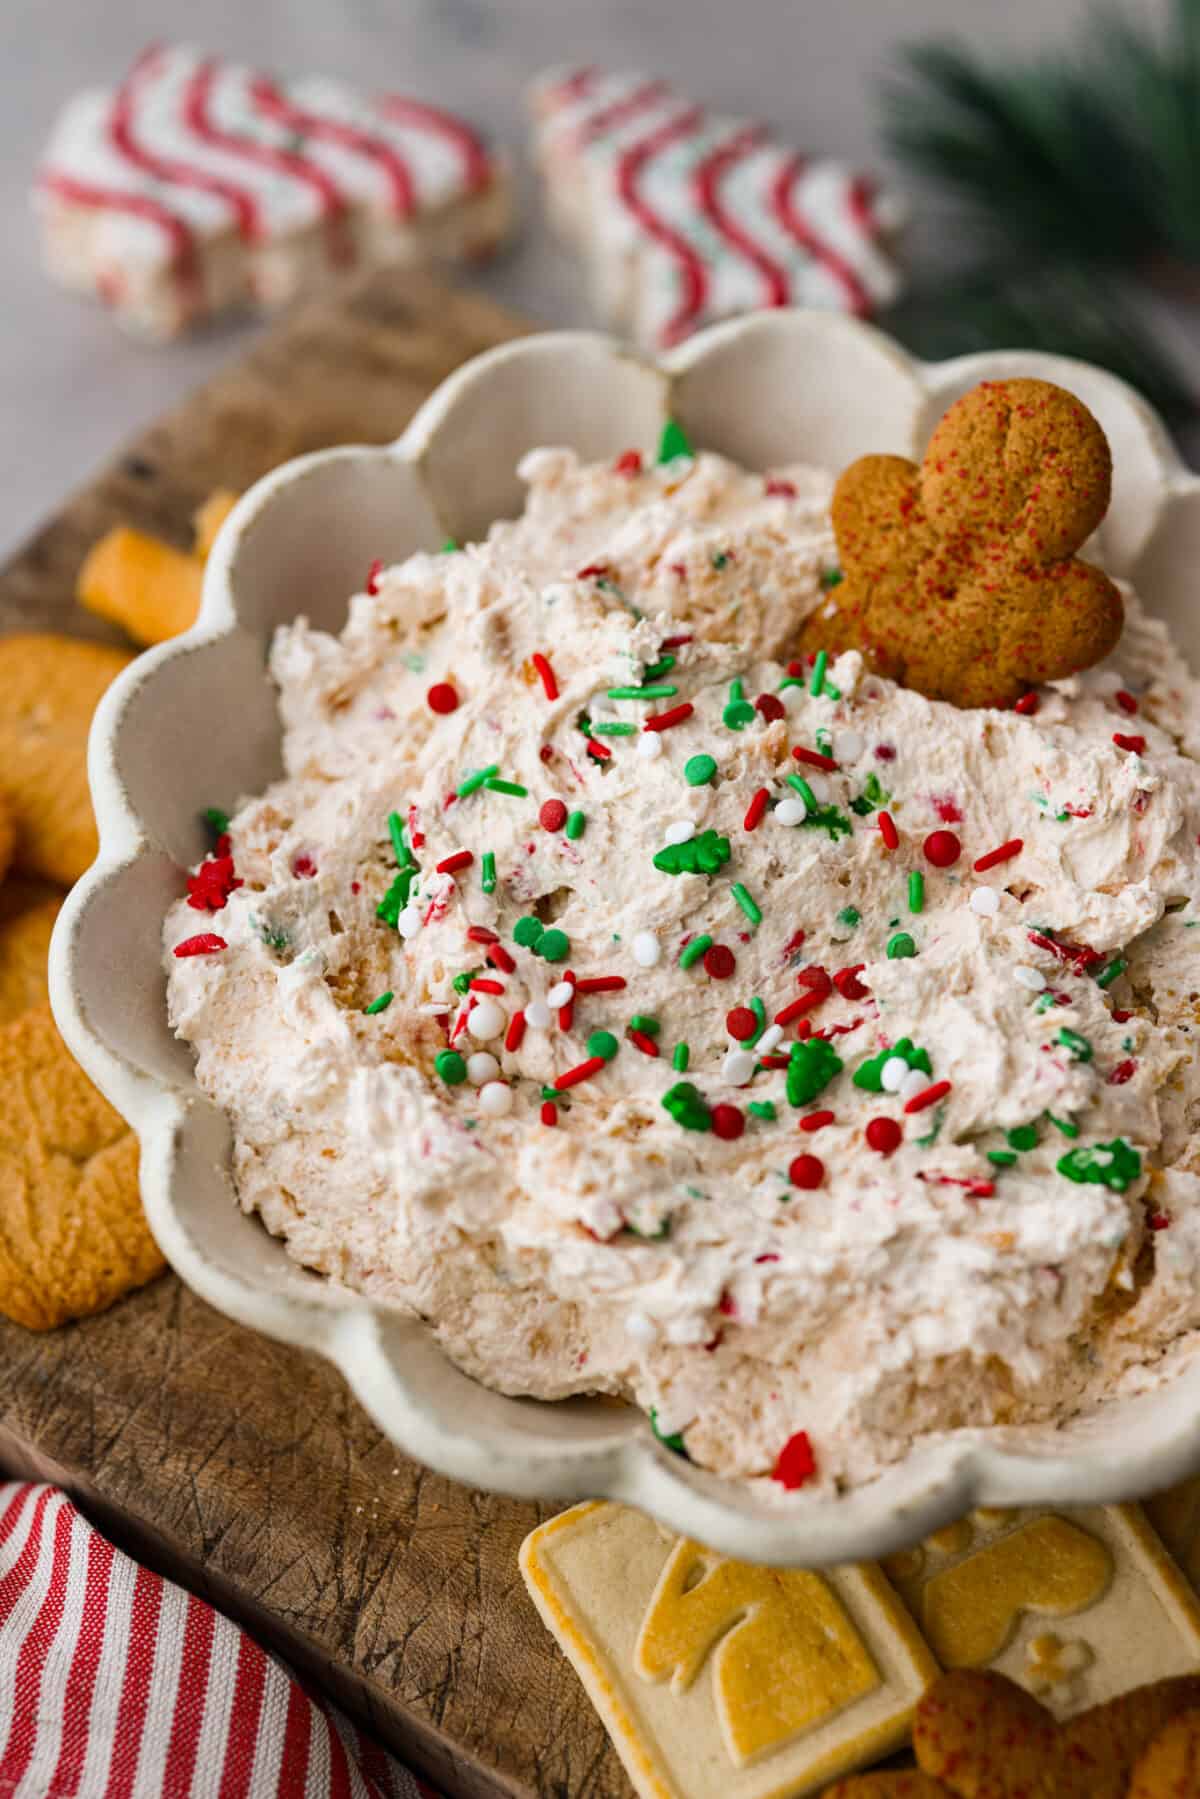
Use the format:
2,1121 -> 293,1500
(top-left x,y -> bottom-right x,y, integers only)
0,266 -> 631,1799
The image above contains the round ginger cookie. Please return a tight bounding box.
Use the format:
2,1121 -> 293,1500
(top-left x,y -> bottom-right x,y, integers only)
822,1777 -> 949,1797
0,878 -> 62,1025
0,634 -> 133,885
1128,1708 -> 1200,1797
0,1003 -> 163,1330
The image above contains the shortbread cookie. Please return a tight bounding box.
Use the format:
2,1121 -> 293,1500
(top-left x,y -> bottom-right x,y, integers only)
0,880 -> 62,1025
519,1502 -> 937,1799
0,635 -> 133,885
78,488 -> 240,645
35,45 -> 514,340
0,1005 -> 164,1330
0,792 -> 15,887
529,67 -> 903,350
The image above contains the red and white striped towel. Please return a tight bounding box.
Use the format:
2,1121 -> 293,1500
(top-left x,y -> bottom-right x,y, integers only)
0,1482 -> 437,1798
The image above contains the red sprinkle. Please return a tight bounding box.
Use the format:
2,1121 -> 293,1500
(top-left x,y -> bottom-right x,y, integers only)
744,788 -> 770,832
574,975 -> 627,995
1113,732 -> 1147,754
726,1006 -> 758,1041
554,1056 -> 606,1091
800,1110 -> 835,1133
924,830 -> 962,868
532,653 -> 559,701
613,449 -> 643,476
1108,1059 -> 1137,1085
904,1080 -> 951,1114
866,1116 -> 902,1155
173,933 -> 227,958
643,702 -> 695,733
505,1011 -> 526,1053
466,925 -> 498,944
759,1055 -> 791,1070
974,839 -> 1023,873
1027,930 -> 1103,972
559,971 -> 576,1032
661,634 -> 694,649
469,978 -> 505,994
878,811 -> 899,851
833,964 -> 868,1001
292,853 -> 318,880
711,1103 -> 745,1141
539,798 -> 568,832
576,562 -> 611,580
1014,691 -> 1040,715
765,477 -> 798,498
585,736 -> 612,761
541,1100 -> 558,1127
486,944 -> 516,974
703,944 -> 736,980
772,1430 -> 817,1491
1150,1212 -> 1170,1231
792,745 -> 838,771
797,964 -> 832,994
1112,1009 -> 1133,1024
775,989 -> 826,1026
427,681 -> 459,715
628,1029 -> 660,1057
186,853 -> 242,912
755,693 -> 785,723
787,660 -> 805,678
788,1153 -> 825,1189
436,851 -> 474,875
365,558 -> 383,595
1114,690 -> 1139,714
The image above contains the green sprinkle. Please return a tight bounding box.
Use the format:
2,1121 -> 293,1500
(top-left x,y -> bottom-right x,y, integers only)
855,1038 -> 930,1092
629,1014 -> 661,1035
1057,1137 -> 1141,1192
1096,958 -> 1127,989
590,721 -> 637,737
588,1030 -> 620,1061
452,968 -> 480,995
816,726 -> 833,756
440,537 -> 459,554
987,1149 -> 1019,1167
786,1038 -> 843,1107
566,809 -> 586,841
607,684 -> 677,701
1046,1112 -> 1080,1139
810,650 -> 827,697
711,551 -> 729,570
363,991 -> 394,1015
731,882 -> 761,926
679,933 -> 713,969
539,928 -> 570,963
387,811 -> 412,867
748,1100 -> 777,1121
915,1108 -> 945,1147
778,677 -> 805,692
484,776 -> 529,796
684,753 -> 718,787
887,931 -> 917,959
481,851 -> 496,894
1057,1027 -> 1093,1063
672,1042 -> 690,1071
723,697 -> 756,730
820,567 -> 844,590
653,829 -> 731,876
457,764 -> 499,798
788,773 -> 818,811
850,772 -> 890,817
908,870 -> 925,915
748,997 -> 767,1045
376,868 -> 416,927
649,1407 -> 689,1456
837,906 -> 860,928
657,418 -> 695,464
202,806 -> 230,838
513,916 -> 544,948
1035,992 -> 1057,1013
435,1049 -> 467,1085
662,1080 -> 710,1131
253,917 -> 290,952
1007,1124 -> 1039,1151
642,656 -> 676,679
822,680 -> 842,701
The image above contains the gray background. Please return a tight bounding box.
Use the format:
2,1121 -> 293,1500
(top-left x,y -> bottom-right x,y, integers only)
0,0 -> 1170,562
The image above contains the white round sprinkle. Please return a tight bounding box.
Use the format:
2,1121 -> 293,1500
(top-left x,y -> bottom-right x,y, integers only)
632,930 -> 661,968
468,998 -> 506,1040
900,1068 -> 931,1103
722,1049 -> 757,1086
970,885 -> 1000,917
1092,1147 -> 1114,1165
880,1056 -> 910,1094
478,1080 -> 513,1117
637,730 -> 663,760
466,1051 -> 500,1085
396,905 -> 422,939
525,998 -> 552,1029
625,1310 -> 656,1345
837,729 -> 864,763
781,682 -> 806,710
775,797 -> 807,826
665,819 -> 695,845
756,1024 -> 784,1054
546,980 -> 575,1008
1014,964 -> 1046,991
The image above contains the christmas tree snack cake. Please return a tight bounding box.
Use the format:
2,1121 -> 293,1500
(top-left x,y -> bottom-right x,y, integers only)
34,45 -> 513,339
167,378 -> 1200,1497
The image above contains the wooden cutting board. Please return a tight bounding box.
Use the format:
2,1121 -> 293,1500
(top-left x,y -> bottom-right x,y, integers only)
0,267 -> 633,1799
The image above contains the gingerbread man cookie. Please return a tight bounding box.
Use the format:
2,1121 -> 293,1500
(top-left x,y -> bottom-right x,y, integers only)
801,378 -> 1124,709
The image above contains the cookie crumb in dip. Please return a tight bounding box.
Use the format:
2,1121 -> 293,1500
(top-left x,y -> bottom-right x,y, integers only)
165,436 -> 1200,1495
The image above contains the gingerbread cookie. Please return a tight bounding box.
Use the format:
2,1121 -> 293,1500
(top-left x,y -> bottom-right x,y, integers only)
1127,1709 -> 1200,1797
0,633 -> 133,885
0,1005 -> 163,1330
801,379 -> 1124,709
0,879 -> 62,1025
0,791 -> 14,887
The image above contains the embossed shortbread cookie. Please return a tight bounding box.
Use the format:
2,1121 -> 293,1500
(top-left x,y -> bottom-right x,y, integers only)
882,1504 -> 1200,1717
529,68 -> 903,350
519,1501 -> 936,1799
35,45 -> 513,339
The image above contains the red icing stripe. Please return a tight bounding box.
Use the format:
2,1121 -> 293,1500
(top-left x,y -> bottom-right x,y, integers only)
111,48 -> 261,240
377,95 -> 493,194
38,172 -> 197,278
250,77 -> 416,218
615,107 -> 711,346
571,78 -> 670,150
692,126 -> 791,309
769,153 -> 870,316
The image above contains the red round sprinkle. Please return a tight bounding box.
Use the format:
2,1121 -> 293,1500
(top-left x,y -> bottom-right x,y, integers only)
292,853 -> 317,879
744,787 -> 769,832
539,798 -> 568,833
866,1116 -> 902,1155
800,1110 -> 835,1132
427,681 -> 459,714
923,830 -> 962,868
787,660 -> 804,678
703,944 -> 736,980
973,839 -> 1023,873
773,1429 -> 817,1490
1115,689 -> 1138,714
1111,1009 -> 1133,1023
904,1079 -> 951,1114
613,448 -> 643,476
788,1153 -> 824,1189
711,1103 -> 745,1141
725,1005 -> 758,1041
1113,732 -> 1146,754
755,693 -> 785,723
173,933 -> 227,958
833,964 -> 868,1001
1150,1212 -> 1170,1230
1014,691 -> 1040,715
878,810 -> 899,851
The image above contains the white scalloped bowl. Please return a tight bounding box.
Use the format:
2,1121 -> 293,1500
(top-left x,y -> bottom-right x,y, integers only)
49,311 -> 1200,1566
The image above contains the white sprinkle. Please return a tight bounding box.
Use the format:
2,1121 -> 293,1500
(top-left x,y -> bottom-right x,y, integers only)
1092,1147 -> 1114,1166
970,886 -> 1000,917
632,930 -> 661,968
723,1049 -> 757,1086
468,998 -> 506,1040
880,1056 -> 910,1093
637,730 -> 663,760
775,797 -> 807,826
900,1068 -> 931,1103
836,729 -> 864,763
1014,964 -> 1046,991
665,819 -> 695,845
547,980 -> 575,1008
756,1024 -> 784,1053
625,1310 -> 656,1345
396,905 -> 422,939
466,1051 -> 500,1085
525,999 -> 552,1029
781,682 -> 806,711
478,1080 -> 513,1117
